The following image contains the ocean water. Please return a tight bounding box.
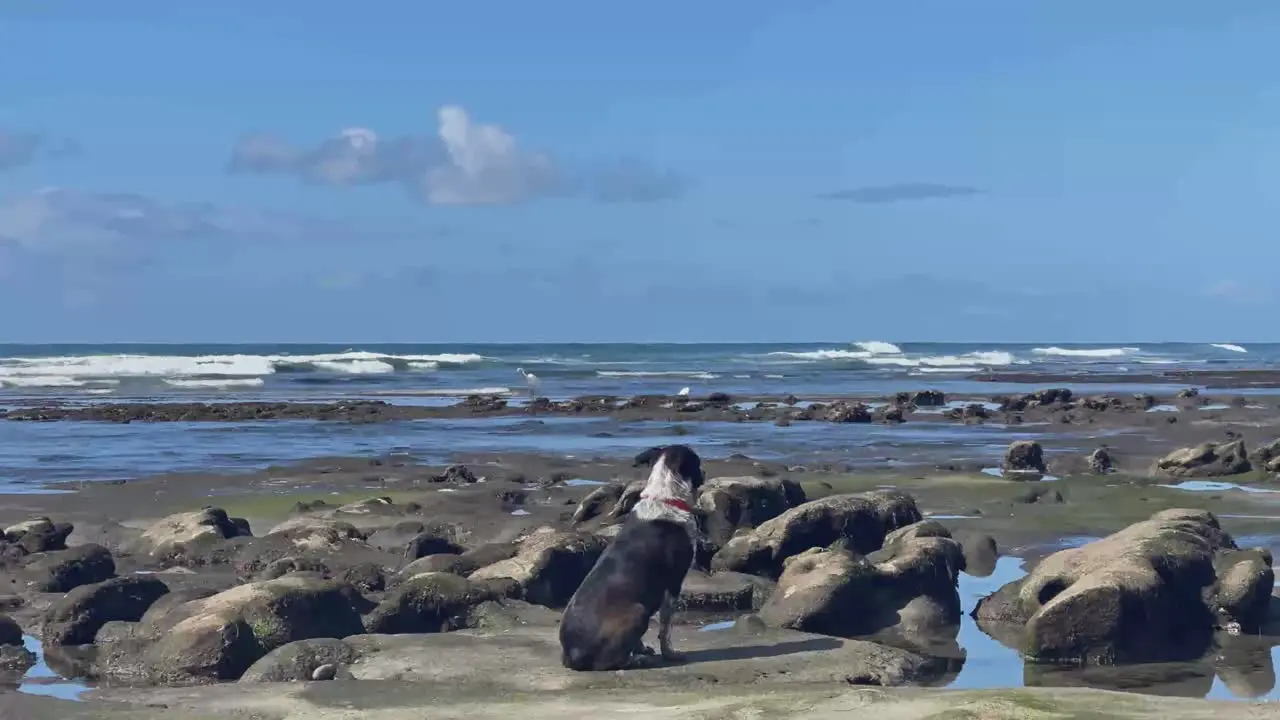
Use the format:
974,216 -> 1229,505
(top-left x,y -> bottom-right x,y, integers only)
0,341 -> 1270,401
0,340 -> 1261,490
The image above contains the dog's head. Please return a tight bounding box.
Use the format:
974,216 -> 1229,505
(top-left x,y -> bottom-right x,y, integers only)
633,444 -> 705,492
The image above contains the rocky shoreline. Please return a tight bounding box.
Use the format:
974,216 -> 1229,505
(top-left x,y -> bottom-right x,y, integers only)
0,386 -> 1271,428
2,389 -> 1280,717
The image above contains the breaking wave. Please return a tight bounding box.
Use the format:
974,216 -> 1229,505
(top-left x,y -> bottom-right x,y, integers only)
1211,343 -> 1248,353
1031,347 -> 1140,358
0,351 -> 485,388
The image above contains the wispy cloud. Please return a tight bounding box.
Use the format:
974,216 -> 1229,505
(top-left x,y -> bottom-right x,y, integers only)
228,105 -> 685,206
0,130 -> 81,171
816,182 -> 982,204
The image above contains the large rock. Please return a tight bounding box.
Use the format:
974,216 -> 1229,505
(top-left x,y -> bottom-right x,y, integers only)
758,520 -> 965,641
263,517 -> 365,552
1087,447 -> 1114,474
570,483 -> 627,525
42,576 -> 170,646
364,572 -> 519,634
711,490 -> 923,578
4,517 -> 74,553
23,543 -> 115,593
695,476 -> 805,550
973,509 -> 1268,664
1251,439 -> 1280,473
1002,441 -> 1046,473
1153,441 -> 1251,478
131,507 -> 252,562
144,575 -> 367,684
469,530 -> 608,608
0,615 -> 21,646
239,638 -> 357,682
677,571 -> 775,612
395,542 -> 519,580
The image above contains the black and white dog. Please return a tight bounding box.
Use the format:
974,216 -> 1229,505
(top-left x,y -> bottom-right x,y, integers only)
559,444 -> 704,671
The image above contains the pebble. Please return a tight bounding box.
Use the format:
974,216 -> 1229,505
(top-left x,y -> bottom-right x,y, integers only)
312,663 -> 338,681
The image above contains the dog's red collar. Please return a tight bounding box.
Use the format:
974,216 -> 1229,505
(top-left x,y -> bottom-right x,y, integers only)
660,498 -> 692,513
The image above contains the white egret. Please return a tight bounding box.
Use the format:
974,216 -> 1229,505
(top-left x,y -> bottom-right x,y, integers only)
516,367 -> 540,398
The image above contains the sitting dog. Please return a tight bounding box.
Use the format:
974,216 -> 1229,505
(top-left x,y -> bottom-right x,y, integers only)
559,444 -> 705,671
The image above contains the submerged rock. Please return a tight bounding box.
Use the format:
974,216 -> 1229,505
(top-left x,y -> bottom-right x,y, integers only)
711,490 -> 923,578
972,509 -> 1269,664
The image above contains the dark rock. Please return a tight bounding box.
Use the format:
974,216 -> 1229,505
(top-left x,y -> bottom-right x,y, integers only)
257,556 -> 330,582
972,509 -> 1249,664
1016,487 -> 1064,505
1002,441 -> 1046,473
677,571 -> 775,612
342,562 -> 387,593
694,476 -> 805,551
570,483 -> 626,525
23,544 -> 115,593
0,615 -> 21,646
1176,388 -> 1201,399
824,401 -> 872,423
396,543 -> 520,580
953,531 -> 998,577
712,490 -> 923,578
1154,441 -> 1251,478
403,532 -> 465,561
1251,439 -> 1280,474
1207,548 -> 1274,632
144,575 -> 368,684
910,390 -> 946,407
470,531 -> 608,608
1088,447 -> 1114,474
433,464 -> 478,484
4,518 -> 74,553
239,637 -> 357,682
130,507 -> 252,563
758,521 -> 965,641
876,405 -> 906,424
42,576 -> 170,646
364,572 -> 520,634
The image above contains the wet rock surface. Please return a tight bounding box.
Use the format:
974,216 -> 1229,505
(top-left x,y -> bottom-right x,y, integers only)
973,509 -> 1271,664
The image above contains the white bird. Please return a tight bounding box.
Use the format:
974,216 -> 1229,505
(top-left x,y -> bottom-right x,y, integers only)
677,387 -> 691,397
516,367 -> 540,398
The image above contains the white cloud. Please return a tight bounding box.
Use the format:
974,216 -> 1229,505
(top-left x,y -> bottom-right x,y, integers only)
228,105 -> 683,206
424,105 -> 558,205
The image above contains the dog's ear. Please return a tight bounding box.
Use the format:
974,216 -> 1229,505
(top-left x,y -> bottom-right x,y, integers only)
632,446 -> 667,468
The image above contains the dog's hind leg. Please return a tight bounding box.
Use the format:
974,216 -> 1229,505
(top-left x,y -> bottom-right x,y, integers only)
657,591 -> 684,661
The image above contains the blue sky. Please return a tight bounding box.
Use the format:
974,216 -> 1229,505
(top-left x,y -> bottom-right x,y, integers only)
1,1 -> 1278,342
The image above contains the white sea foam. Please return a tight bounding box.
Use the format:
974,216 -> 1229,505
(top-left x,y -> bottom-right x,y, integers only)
1030,347 -> 1139,358
312,359 -> 395,374
852,340 -> 902,355
0,376 -> 88,388
1211,343 -> 1248,353
163,378 -> 267,389
768,349 -> 1018,367
866,351 -> 1019,368
596,371 -> 719,380
767,350 -> 873,361
914,366 -> 982,374
0,350 -> 484,384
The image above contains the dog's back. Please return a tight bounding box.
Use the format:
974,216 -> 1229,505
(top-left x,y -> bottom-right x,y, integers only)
559,517 -> 696,671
